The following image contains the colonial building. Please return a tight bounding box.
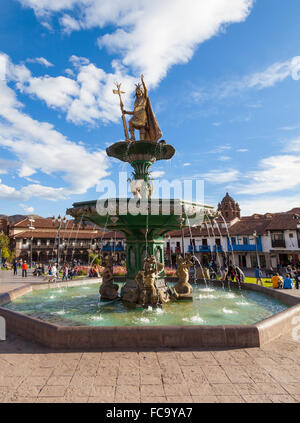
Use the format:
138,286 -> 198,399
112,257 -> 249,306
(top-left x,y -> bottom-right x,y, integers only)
164,195 -> 300,269
2,194 -> 300,269
8,217 -> 125,264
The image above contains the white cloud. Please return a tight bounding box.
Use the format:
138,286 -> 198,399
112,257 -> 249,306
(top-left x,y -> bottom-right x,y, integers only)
18,0 -> 254,87
151,171 -> 165,178
20,203 -> 34,213
239,194 -> 300,216
218,155 -> 231,161
202,170 -> 240,184
193,55 -> 300,101
183,163 -> 191,167
0,71 -> 110,201
246,59 -> 300,89
237,155 -> 300,195
22,75 -> 79,110
26,57 -> 54,67
5,52 -> 137,125
284,137 -> 300,153
0,159 -> 18,175
237,148 -> 248,152
0,178 -> 23,200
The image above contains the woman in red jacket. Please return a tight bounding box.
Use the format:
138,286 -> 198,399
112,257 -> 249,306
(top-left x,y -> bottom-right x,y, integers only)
21,261 -> 28,278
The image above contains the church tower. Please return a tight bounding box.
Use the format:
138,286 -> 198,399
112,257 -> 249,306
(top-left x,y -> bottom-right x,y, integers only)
217,192 -> 241,220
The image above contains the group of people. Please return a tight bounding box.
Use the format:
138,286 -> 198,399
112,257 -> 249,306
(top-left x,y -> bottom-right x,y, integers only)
271,269 -> 300,290
12,260 -> 29,277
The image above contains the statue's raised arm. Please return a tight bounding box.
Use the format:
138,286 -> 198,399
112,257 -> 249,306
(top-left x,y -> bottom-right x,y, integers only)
141,74 -> 147,98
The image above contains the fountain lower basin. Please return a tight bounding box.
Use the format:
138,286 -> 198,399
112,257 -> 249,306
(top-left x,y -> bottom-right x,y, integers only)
0,280 -> 299,350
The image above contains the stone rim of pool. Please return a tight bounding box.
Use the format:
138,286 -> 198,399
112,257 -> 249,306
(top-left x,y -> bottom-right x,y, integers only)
1,279 -> 300,350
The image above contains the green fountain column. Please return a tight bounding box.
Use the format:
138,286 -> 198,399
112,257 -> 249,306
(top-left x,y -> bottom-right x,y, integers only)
126,236 -> 165,280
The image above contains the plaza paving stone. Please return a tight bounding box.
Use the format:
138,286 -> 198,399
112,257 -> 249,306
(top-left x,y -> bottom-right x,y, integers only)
0,331 -> 299,403
1,271 -> 300,403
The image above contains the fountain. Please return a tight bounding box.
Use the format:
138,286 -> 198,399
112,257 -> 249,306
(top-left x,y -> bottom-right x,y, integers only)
66,75 -> 216,306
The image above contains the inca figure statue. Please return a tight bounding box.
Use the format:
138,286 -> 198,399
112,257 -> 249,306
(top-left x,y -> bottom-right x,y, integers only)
123,75 -> 162,142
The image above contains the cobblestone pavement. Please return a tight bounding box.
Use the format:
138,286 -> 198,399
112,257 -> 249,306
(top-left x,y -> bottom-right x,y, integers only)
0,331 -> 300,403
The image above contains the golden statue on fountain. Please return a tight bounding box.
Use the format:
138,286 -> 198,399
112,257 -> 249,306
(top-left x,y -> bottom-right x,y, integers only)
171,254 -> 194,300
135,255 -> 170,307
99,256 -> 119,301
113,75 -> 162,142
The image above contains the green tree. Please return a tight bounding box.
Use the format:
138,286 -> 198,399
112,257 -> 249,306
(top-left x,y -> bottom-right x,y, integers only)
89,253 -> 101,265
0,233 -> 15,263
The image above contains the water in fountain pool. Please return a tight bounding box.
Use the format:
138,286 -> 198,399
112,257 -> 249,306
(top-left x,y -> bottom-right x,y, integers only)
3,282 -> 289,327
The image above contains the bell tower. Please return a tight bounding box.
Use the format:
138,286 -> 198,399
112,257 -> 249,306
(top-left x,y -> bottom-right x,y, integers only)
217,192 -> 240,220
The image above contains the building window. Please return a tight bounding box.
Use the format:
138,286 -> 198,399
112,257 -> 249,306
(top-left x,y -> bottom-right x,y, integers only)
243,237 -> 248,245
202,239 -> 207,246
289,233 -> 294,238
231,237 -> 236,245
215,238 -> 221,246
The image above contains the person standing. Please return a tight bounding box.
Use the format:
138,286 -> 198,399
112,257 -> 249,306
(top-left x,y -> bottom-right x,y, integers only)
62,264 -> 69,281
255,266 -> 263,286
13,260 -> 18,276
21,261 -> 28,278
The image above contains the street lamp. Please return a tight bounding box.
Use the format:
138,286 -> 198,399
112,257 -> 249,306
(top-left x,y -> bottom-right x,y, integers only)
52,215 -> 67,266
168,235 -> 172,267
177,216 -> 185,257
28,218 -> 35,268
253,230 -> 260,268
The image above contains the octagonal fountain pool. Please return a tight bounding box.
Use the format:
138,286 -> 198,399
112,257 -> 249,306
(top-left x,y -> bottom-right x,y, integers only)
2,282 -> 289,327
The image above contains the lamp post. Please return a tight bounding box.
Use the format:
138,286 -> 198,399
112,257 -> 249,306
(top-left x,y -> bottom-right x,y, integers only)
178,216 -> 185,257
28,218 -> 35,268
52,215 -> 67,266
253,230 -> 260,268
168,235 -> 172,267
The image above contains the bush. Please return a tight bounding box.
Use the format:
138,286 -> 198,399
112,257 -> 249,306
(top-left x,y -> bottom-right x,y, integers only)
113,265 -> 127,276
164,267 -> 177,276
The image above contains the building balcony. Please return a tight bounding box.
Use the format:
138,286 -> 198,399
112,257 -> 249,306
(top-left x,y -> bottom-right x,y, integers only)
271,240 -> 286,248
213,245 -> 224,253
228,244 -> 259,252
188,245 -> 211,253
102,245 -> 125,252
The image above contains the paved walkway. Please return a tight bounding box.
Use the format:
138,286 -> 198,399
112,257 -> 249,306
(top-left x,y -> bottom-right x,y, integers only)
0,332 -> 299,403
0,269 -> 300,403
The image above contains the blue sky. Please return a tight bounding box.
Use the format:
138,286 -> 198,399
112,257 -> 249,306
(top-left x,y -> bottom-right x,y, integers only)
0,0 -> 300,217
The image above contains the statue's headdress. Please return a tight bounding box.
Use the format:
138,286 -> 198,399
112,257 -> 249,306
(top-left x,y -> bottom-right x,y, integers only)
135,83 -> 143,96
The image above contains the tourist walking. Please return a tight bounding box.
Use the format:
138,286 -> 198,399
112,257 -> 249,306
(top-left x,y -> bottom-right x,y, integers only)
21,261 -> 28,278
50,264 -> 58,283
62,264 -> 69,281
255,266 -> 263,286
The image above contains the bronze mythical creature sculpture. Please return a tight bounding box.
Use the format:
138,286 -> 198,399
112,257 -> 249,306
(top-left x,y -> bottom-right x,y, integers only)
135,255 -> 169,306
171,254 -> 193,300
99,256 -> 119,301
